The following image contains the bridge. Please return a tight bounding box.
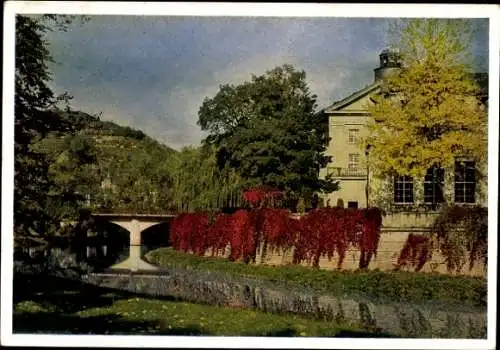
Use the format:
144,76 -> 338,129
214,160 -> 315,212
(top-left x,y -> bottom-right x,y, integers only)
91,213 -> 176,271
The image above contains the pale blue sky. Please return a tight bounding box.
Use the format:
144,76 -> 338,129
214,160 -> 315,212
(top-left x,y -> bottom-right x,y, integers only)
45,16 -> 489,149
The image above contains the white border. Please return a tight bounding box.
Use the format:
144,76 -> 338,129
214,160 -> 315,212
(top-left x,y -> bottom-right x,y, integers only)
2,2 -> 499,349
2,0 -> 16,345
2,1 -> 499,18
486,6 -> 499,347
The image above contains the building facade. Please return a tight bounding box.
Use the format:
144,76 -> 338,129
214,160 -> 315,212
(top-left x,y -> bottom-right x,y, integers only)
320,49 -> 488,214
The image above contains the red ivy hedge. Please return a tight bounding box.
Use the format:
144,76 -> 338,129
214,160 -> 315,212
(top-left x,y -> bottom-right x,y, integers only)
169,207 -> 383,269
432,205 -> 487,272
170,212 -> 210,256
292,208 -> 383,269
243,186 -> 283,208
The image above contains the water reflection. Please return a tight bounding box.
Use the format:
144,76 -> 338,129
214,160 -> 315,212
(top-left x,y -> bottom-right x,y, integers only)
85,245 -> 108,258
15,241 -> 166,273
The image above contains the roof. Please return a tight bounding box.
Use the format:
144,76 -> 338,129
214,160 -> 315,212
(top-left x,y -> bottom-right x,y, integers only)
324,81 -> 381,113
323,72 -> 489,115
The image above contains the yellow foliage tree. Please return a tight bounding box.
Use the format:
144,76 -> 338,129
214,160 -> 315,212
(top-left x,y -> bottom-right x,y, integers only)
365,19 -> 487,180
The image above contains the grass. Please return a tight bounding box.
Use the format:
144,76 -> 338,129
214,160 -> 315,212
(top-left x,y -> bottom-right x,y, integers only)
145,248 -> 487,306
13,273 -> 394,337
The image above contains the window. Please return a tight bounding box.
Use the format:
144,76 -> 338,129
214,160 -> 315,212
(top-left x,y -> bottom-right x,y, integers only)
455,161 -> 476,203
424,166 -> 445,205
394,175 -> 414,204
348,153 -> 360,171
348,129 -> 359,144
348,201 -> 358,209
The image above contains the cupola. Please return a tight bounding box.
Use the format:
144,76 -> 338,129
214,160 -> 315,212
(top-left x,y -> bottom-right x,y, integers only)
374,48 -> 401,82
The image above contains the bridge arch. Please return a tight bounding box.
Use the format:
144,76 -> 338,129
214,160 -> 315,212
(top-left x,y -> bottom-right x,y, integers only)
141,222 -> 171,251
86,219 -> 130,267
91,213 -> 176,271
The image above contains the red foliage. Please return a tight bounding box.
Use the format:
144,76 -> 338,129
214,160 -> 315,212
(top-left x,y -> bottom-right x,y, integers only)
243,186 -> 283,208
358,208 -> 384,269
396,233 -> 432,272
432,205 -> 487,272
205,213 -> 233,256
170,206 -> 384,270
294,208 -> 362,268
169,212 -> 210,255
257,208 -> 296,250
226,210 -> 255,262
292,208 -> 383,269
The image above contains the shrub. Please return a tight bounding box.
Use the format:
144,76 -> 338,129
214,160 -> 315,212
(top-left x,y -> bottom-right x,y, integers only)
242,186 -> 283,208
292,208 -> 382,269
169,212 -> 210,255
229,209 -> 257,262
431,205 -> 487,273
256,208 -> 296,253
169,206 -> 383,270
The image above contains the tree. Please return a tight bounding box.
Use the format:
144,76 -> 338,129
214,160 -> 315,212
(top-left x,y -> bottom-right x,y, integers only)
365,19 -> 487,181
32,132 -> 100,223
198,64 -> 337,206
33,120 -> 180,216
169,146 -> 246,212
15,15 -> 61,236
81,130 -> 177,214
14,15 -> 87,237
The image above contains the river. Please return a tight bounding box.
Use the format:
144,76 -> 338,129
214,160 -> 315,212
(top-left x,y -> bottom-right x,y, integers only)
14,245 -> 487,338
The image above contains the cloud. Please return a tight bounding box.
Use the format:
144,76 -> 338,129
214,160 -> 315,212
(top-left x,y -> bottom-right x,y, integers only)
44,16 -> 489,150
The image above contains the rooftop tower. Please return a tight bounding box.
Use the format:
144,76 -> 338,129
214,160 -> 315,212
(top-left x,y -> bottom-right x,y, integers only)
374,48 -> 402,82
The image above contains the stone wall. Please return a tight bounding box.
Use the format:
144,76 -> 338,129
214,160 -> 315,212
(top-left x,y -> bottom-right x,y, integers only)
82,270 -> 487,338
204,211 -> 486,278
258,230 -> 485,277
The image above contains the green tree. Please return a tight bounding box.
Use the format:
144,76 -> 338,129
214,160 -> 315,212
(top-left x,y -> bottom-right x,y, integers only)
15,15 -> 68,236
33,122 -> 180,216
14,15 -> 89,236
169,146 -> 245,212
91,134 -> 176,214
365,19 -> 487,180
33,132 -> 101,223
198,64 -> 337,205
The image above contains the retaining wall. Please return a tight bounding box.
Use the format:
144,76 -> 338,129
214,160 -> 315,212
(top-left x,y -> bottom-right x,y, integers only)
82,270 -> 487,338
261,230 -> 485,277
204,225 -> 485,277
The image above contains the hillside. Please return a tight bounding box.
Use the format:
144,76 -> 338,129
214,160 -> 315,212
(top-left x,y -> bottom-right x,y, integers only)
56,110 -> 177,153
33,109 -> 179,218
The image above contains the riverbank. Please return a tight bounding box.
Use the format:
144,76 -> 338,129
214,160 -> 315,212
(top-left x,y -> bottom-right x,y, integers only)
13,273 -> 381,337
145,248 -> 487,306
81,268 -> 486,338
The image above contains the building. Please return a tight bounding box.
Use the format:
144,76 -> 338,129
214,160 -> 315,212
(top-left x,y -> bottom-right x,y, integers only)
320,49 -> 488,214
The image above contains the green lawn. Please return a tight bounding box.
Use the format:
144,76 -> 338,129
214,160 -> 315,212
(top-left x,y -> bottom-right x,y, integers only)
13,273 -> 393,337
145,248 -> 487,306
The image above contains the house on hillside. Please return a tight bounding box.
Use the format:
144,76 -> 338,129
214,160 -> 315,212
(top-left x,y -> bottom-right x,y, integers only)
320,49 -> 488,220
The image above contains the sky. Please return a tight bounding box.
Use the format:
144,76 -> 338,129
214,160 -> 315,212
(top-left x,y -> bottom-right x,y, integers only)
44,16 -> 489,150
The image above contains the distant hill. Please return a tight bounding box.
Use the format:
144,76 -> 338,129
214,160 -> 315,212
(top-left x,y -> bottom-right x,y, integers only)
32,109 -> 180,216
55,109 -> 177,154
